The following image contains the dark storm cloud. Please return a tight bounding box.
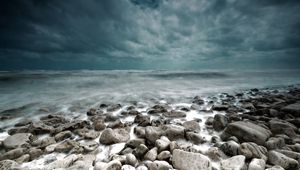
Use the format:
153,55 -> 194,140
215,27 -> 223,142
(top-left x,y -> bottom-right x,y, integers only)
0,0 -> 300,70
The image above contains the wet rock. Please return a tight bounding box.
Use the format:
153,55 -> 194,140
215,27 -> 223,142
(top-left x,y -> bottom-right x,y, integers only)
241,103 -> 256,111
44,154 -> 81,170
183,120 -> 200,133
163,110 -> 186,118
172,149 -> 212,170
212,114 -> 228,131
74,128 -> 100,139
54,140 -> 80,153
192,96 -> 205,105
269,119 -> 297,137
282,103 -> 300,116
134,115 -> 150,127
134,126 -> 146,138
100,128 -> 130,145
268,150 -> 299,170
87,108 -> 103,116
238,142 -> 268,160
93,119 -> 106,131
3,133 -> 32,149
220,155 -> 246,170
126,153 -> 137,167
220,140 -> 240,156
145,126 -> 164,144
15,119 -> 32,127
55,120 -> 90,133
162,124 -> 185,141
8,125 -> 30,135
41,115 -> 69,128
29,148 -> 43,160
0,160 -> 20,170
205,117 -> 214,126
212,104 -> 229,111
0,148 -> 24,161
265,137 -> 285,150
81,140 -> 99,152
157,151 -> 171,160
108,119 -> 125,129
126,138 -> 145,148
144,147 -> 158,161
155,136 -> 170,152
148,105 -> 168,114
55,130 -> 72,141
248,158 -> 266,170
105,114 -> 119,122
221,121 -> 272,145
186,132 -> 206,144
32,137 -> 56,148
45,144 -> 56,153
133,144 -> 149,159
107,104 -> 122,112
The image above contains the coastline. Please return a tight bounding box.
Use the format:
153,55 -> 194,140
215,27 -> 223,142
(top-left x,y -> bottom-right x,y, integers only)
0,85 -> 300,170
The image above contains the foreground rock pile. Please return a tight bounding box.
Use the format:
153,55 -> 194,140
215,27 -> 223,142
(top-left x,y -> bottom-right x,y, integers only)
0,87 -> 300,170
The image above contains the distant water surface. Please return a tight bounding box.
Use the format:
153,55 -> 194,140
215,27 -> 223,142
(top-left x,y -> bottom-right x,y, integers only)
0,69 -> 300,119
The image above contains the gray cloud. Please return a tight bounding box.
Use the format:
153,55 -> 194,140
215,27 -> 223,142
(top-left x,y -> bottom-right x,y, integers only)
0,0 -> 300,70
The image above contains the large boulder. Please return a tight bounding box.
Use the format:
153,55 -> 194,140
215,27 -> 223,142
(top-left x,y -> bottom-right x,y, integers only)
99,128 -> 130,145
172,149 -> 212,170
3,133 -> 33,149
269,119 -> 297,137
268,150 -> 299,170
282,103 -> 300,116
220,155 -> 246,170
221,121 -> 272,145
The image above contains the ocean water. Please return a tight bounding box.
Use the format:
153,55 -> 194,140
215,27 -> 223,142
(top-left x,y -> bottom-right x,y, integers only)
0,69 -> 300,125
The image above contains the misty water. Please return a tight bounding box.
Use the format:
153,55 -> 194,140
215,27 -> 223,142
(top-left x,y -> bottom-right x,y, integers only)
1,70 -> 300,119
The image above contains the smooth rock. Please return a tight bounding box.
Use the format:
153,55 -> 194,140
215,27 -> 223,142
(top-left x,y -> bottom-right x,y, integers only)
94,160 -> 122,170
220,155 -> 246,170
265,165 -> 285,170
212,114 -> 228,131
269,119 -> 297,137
162,124 -> 185,141
268,150 -> 299,170
157,151 -> 171,160
172,149 -> 212,170
221,121 -> 272,145
44,154 -> 81,170
220,140 -> 240,156
133,144 -> 149,159
248,158 -> 266,170
144,147 -> 158,161
186,132 -> 206,144
155,136 -> 170,152
134,115 -> 150,127
29,148 -> 43,160
93,119 -> 106,131
126,153 -> 137,167
282,103 -> 300,116
0,148 -> 24,161
126,139 -> 145,148
163,110 -> 186,118
145,126 -> 164,144
121,165 -> 136,170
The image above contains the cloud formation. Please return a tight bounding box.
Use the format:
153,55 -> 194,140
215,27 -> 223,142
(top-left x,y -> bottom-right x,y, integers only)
0,0 -> 300,70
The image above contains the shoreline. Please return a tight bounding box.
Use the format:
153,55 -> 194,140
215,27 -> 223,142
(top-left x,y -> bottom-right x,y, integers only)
0,86 -> 300,170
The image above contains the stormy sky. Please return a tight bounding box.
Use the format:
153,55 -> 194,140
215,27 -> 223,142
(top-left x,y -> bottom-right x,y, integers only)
0,0 -> 300,70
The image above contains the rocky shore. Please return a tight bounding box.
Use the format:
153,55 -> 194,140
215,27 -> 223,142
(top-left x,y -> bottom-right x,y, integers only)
1,86 -> 300,170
